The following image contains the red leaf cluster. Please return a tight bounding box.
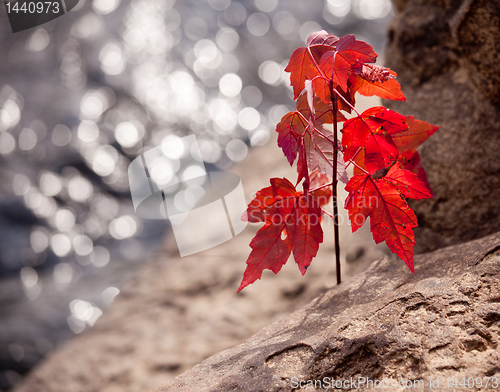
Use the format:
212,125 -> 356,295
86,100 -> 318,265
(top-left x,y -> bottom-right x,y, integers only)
238,178 -> 323,292
345,163 -> 431,272
239,31 -> 438,291
276,90 -> 347,185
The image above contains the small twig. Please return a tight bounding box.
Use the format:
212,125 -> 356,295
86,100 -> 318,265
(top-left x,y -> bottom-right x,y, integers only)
321,208 -> 334,219
309,182 -> 332,193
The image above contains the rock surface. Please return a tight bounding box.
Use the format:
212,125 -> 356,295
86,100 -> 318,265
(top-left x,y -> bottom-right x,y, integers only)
157,232 -> 500,392
384,0 -> 500,252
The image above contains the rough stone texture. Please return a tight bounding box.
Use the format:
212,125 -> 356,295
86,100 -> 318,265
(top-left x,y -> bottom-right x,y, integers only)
12,97 -> 389,392
384,0 -> 500,253
157,232 -> 500,392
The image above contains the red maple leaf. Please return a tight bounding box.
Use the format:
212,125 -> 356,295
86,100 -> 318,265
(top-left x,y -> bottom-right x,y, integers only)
239,178 -> 323,292
392,115 -> 439,153
349,64 -> 406,101
344,163 -> 432,272
318,34 -> 377,93
306,30 -> 340,46
342,106 -> 408,174
397,150 -> 433,195
309,169 -> 333,206
285,31 -> 339,99
276,90 -> 347,184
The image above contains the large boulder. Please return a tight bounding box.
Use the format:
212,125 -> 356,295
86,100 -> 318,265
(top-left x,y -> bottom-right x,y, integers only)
384,0 -> 500,252
156,232 -> 500,391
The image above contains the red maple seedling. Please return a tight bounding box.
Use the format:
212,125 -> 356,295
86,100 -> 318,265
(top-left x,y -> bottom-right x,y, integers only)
238,31 -> 438,292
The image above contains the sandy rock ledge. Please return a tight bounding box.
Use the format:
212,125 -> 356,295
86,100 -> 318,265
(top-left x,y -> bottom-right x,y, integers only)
157,232 -> 500,392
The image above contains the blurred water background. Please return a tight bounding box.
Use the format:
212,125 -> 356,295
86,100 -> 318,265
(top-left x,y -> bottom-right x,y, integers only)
0,0 -> 393,389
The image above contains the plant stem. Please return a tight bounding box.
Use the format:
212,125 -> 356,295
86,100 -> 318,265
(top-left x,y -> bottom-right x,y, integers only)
330,85 -> 341,285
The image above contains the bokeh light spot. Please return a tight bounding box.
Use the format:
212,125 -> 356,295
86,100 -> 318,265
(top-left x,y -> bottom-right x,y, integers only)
258,61 -> 282,85
27,28 -> 50,52
50,233 -> 72,257
0,133 -> 16,155
109,215 -> 137,240
226,139 -> 248,162
93,0 -> 121,15
238,107 -> 261,131
247,13 -> 270,36
219,73 -> 242,97
115,122 -> 140,148
254,0 -> 278,13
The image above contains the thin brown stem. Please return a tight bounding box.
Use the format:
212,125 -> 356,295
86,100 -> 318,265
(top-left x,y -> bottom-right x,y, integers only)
330,83 -> 341,285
